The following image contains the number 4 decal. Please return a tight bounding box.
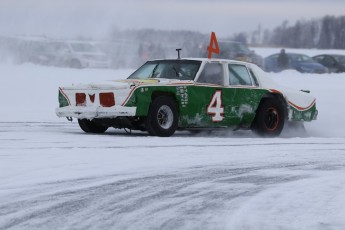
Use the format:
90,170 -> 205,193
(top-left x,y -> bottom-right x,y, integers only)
207,90 -> 224,122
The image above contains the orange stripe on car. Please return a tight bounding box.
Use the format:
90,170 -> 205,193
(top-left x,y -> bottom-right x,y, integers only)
122,86 -> 138,106
288,99 -> 316,111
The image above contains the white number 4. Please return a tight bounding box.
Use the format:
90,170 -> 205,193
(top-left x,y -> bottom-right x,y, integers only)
207,90 -> 224,122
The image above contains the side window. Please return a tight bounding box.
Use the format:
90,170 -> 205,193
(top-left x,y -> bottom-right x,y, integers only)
228,64 -> 253,86
323,56 -> 335,66
197,63 -> 224,85
314,56 -> 324,62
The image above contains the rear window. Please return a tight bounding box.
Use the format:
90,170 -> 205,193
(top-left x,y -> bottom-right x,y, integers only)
228,64 -> 253,86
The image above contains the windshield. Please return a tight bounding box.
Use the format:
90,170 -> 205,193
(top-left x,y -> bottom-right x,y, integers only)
128,60 -> 201,80
30,42 -> 53,53
50,42 -> 71,53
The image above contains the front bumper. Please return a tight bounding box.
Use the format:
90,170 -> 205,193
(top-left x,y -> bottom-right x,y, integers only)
56,105 -> 136,119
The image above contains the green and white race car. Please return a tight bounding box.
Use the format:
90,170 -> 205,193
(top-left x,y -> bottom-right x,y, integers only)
56,58 -> 317,137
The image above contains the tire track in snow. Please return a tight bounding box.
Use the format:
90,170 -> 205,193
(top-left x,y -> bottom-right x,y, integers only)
0,163 -> 327,230
2,122 -> 345,229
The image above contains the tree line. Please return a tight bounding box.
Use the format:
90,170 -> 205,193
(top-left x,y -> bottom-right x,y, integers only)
107,15 -> 345,52
245,15 -> 345,49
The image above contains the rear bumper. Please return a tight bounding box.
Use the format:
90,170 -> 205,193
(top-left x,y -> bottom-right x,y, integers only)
56,105 -> 136,119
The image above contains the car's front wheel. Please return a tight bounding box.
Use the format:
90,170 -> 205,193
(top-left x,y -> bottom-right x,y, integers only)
251,98 -> 285,137
78,119 -> 108,133
146,96 -> 178,137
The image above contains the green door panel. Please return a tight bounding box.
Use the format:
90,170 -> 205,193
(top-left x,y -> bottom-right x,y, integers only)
180,86 -> 268,127
230,88 -> 269,124
126,85 -> 179,116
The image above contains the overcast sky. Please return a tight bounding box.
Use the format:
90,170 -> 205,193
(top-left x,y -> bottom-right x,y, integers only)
0,0 -> 344,39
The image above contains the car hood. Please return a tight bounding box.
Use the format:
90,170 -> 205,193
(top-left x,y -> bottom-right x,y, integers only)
59,78 -> 194,108
60,78 -> 192,90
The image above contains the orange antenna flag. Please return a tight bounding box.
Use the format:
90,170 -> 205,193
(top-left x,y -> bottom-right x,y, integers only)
207,32 -> 220,59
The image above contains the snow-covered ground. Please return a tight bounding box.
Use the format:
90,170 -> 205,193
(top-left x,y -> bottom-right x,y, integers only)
1,48 -> 345,230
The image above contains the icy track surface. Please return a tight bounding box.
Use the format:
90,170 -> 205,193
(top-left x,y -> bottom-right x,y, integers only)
1,46 -> 345,230
1,122 -> 345,230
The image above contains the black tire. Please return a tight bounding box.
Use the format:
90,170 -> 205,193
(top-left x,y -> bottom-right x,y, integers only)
145,96 -> 178,137
252,98 -> 285,137
78,119 -> 108,134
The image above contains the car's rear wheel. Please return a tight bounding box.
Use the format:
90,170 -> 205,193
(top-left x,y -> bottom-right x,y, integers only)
252,98 -> 285,137
78,119 -> 108,133
146,96 -> 178,137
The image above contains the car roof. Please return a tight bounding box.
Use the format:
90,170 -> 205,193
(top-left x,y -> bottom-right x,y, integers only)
269,52 -> 310,56
314,54 -> 345,57
285,52 -> 310,56
267,53 -> 313,59
149,58 -> 253,66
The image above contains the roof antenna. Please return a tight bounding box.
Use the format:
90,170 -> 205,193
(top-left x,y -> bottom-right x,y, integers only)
176,48 -> 182,59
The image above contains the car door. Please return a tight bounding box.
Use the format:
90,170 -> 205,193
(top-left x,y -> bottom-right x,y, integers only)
180,62 -> 265,128
226,64 -> 267,126
181,62 -> 232,127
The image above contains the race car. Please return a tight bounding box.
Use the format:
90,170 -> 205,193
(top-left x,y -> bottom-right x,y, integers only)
56,58 -> 317,137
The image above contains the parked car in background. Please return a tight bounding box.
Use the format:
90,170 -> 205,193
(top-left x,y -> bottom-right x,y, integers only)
198,40 -> 264,68
264,53 -> 329,73
312,54 -> 345,73
0,35 -> 52,65
49,41 -> 111,69
0,36 -> 111,69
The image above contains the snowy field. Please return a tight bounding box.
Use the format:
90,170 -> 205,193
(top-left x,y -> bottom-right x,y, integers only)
1,47 -> 345,230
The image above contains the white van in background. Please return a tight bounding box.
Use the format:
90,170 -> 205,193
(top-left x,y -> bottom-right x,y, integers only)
50,40 -> 111,69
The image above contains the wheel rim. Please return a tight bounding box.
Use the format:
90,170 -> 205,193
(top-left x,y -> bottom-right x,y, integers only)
264,107 -> 279,131
157,105 -> 173,129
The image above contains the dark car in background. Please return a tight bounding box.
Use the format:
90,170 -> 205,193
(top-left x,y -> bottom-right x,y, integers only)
264,52 -> 329,73
198,40 -> 263,67
312,54 -> 345,73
